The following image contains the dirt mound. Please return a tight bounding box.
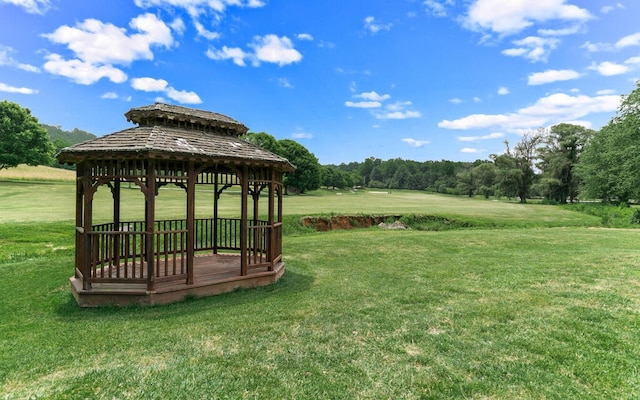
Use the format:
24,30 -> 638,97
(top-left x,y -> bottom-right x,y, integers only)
301,215 -> 404,231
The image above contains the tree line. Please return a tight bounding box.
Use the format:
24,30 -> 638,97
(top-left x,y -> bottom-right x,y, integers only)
2,82 -> 640,203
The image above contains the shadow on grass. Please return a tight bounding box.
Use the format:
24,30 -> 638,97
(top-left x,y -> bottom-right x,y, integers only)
54,268 -> 314,321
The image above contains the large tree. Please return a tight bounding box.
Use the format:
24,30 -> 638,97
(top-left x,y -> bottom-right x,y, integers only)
278,139 -> 321,194
537,123 -> 594,203
493,131 -> 543,203
0,101 -> 54,171
578,82 -> 640,203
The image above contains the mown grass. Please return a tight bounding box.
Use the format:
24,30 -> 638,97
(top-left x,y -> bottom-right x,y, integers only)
2,177 -> 640,398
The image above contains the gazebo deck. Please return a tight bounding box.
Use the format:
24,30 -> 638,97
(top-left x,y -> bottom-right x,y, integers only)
70,254 -> 285,307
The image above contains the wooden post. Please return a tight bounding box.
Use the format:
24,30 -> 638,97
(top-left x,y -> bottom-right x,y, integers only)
145,160 -> 156,291
113,173 -> 121,270
186,162 -> 195,285
213,170 -> 218,254
75,163 -> 84,281
82,163 -> 94,290
240,165 -> 248,276
268,169 -> 275,271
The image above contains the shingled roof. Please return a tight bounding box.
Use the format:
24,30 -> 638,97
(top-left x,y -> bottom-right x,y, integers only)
57,103 -> 295,172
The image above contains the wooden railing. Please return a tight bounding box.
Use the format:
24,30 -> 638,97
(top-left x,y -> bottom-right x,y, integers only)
79,218 -> 280,287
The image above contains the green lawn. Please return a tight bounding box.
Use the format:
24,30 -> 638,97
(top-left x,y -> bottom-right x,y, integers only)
1,180 -> 640,399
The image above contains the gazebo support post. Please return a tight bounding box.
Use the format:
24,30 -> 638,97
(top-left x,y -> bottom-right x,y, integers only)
145,160 -> 156,291
82,163 -> 94,290
268,169 -> 275,271
213,170 -> 219,255
74,163 -> 84,280
112,176 -> 121,270
240,165 -> 248,276
186,162 -> 196,285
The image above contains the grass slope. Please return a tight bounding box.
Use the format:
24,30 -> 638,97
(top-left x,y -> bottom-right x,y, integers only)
1,182 -> 640,399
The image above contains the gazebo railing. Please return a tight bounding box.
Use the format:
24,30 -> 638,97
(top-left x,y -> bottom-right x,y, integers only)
80,218 -> 279,286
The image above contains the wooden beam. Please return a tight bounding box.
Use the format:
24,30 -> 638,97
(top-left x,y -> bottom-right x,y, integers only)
240,165 -> 248,276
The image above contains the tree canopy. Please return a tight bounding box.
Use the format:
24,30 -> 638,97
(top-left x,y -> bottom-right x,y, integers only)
0,101 -> 54,171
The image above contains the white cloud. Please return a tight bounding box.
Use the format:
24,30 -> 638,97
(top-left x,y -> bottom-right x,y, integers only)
402,138 -> 430,148
588,61 -> 629,76
278,78 -> 293,88
457,132 -> 504,142
626,56 -> 640,65
424,0 -> 454,17
345,101 -> 381,108
498,86 -> 509,95
131,77 -> 168,91
537,25 -> 582,36
528,69 -> 581,85
462,0 -> 592,36
580,41 -> 611,52
297,33 -> 313,41
207,35 -> 302,67
461,148 -> 484,154
449,98 -> 463,104
0,0 -> 51,14
43,54 -> 127,85
0,82 -> 38,94
364,16 -> 392,34
615,32 -> 640,49
134,0 -> 265,15
101,92 -> 119,99
473,97 -> 482,103
250,34 -> 302,66
376,110 -> 421,120
596,89 -> 616,95
601,3 -> 624,14
205,46 -> 248,66
193,20 -> 220,40
0,45 -> 40,73
292,132 -> 313,139
439,92 -> 620,132
502,36 -> 560,62
43,14 -> 174,65
131,76 -> 201,104
355,91 -> 391,101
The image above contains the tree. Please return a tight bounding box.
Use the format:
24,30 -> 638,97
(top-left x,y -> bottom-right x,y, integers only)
578,82 -> 640,203
278,139 -> 321,194
243,131 -> 282,154
496,131 -> 543,203
537,123 -> 593,203
0,101 -> 54,171
472,162 -> 497,199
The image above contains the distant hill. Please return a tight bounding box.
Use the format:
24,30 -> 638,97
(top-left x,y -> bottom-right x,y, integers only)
42,124 -> 96,145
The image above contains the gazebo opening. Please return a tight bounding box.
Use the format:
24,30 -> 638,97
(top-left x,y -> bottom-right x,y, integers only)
57,103 -> 294,307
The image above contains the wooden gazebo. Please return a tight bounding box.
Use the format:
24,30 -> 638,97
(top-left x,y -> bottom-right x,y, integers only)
57,103 -> 294,307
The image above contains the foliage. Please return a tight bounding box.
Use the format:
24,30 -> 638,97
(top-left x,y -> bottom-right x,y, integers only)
0,101 -> 54,171
278,139 -> 321,194
493,131 -> 543,203
42,123 -> 96,145
537,123 -> 594,203
577,82 -> 640,203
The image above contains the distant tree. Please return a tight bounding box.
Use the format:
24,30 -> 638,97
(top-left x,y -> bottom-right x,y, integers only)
472,162 -> 497,199
243,131 -> 282,154
278,139 -> 321,194
578,82 -> 640,203
537,123 -> 594,203
456,166 -> 476,197
495,132 -> 542,203
0,101 -> 54,171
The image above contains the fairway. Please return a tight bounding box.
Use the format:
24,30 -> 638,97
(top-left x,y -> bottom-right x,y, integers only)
1,179 -> 639,399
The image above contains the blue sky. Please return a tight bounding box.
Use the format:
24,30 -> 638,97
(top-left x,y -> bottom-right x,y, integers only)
1,0 -> 639,165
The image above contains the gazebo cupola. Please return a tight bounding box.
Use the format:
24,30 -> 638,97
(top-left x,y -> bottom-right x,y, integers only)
57,103 -> 294,307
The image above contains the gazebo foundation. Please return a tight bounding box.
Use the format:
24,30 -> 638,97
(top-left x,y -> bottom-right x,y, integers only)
70,254 -> 285,307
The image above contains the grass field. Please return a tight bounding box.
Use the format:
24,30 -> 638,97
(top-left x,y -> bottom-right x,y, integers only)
1,168 -> 640,399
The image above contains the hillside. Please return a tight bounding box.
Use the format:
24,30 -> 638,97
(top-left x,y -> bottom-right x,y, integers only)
0,164 -> 75,181
42,123 -> 96,145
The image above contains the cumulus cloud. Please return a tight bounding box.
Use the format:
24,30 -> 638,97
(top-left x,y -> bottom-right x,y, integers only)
462,0 -> 592,36
0,0 -> 52,14
101,92 -> 119,99
0,82 -> 38,94
615,32 -> 640,49
364,16 -> 392,34
502,36 -> 560,62
498,86 -> 509,95
439,92 -> 620,132
457,132 -> 504,142
292,132 -> 313,139
528,69 -> 581,85
355,91 -> 390,101
402,138 -> 430,148
207,35 -> 302,67
449,98 -> 463,104
131,76 -> 202,104
42,14 -> 174,85
345,101 -> 381,108
461,148 -> 484,154
297,33 -> 313,41
588,61 -> 629,76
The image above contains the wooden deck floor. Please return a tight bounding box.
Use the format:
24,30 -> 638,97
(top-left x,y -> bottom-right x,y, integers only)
70,254 -> 285,307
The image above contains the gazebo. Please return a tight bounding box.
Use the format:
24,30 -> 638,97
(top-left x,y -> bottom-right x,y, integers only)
57,103 -> 295,307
